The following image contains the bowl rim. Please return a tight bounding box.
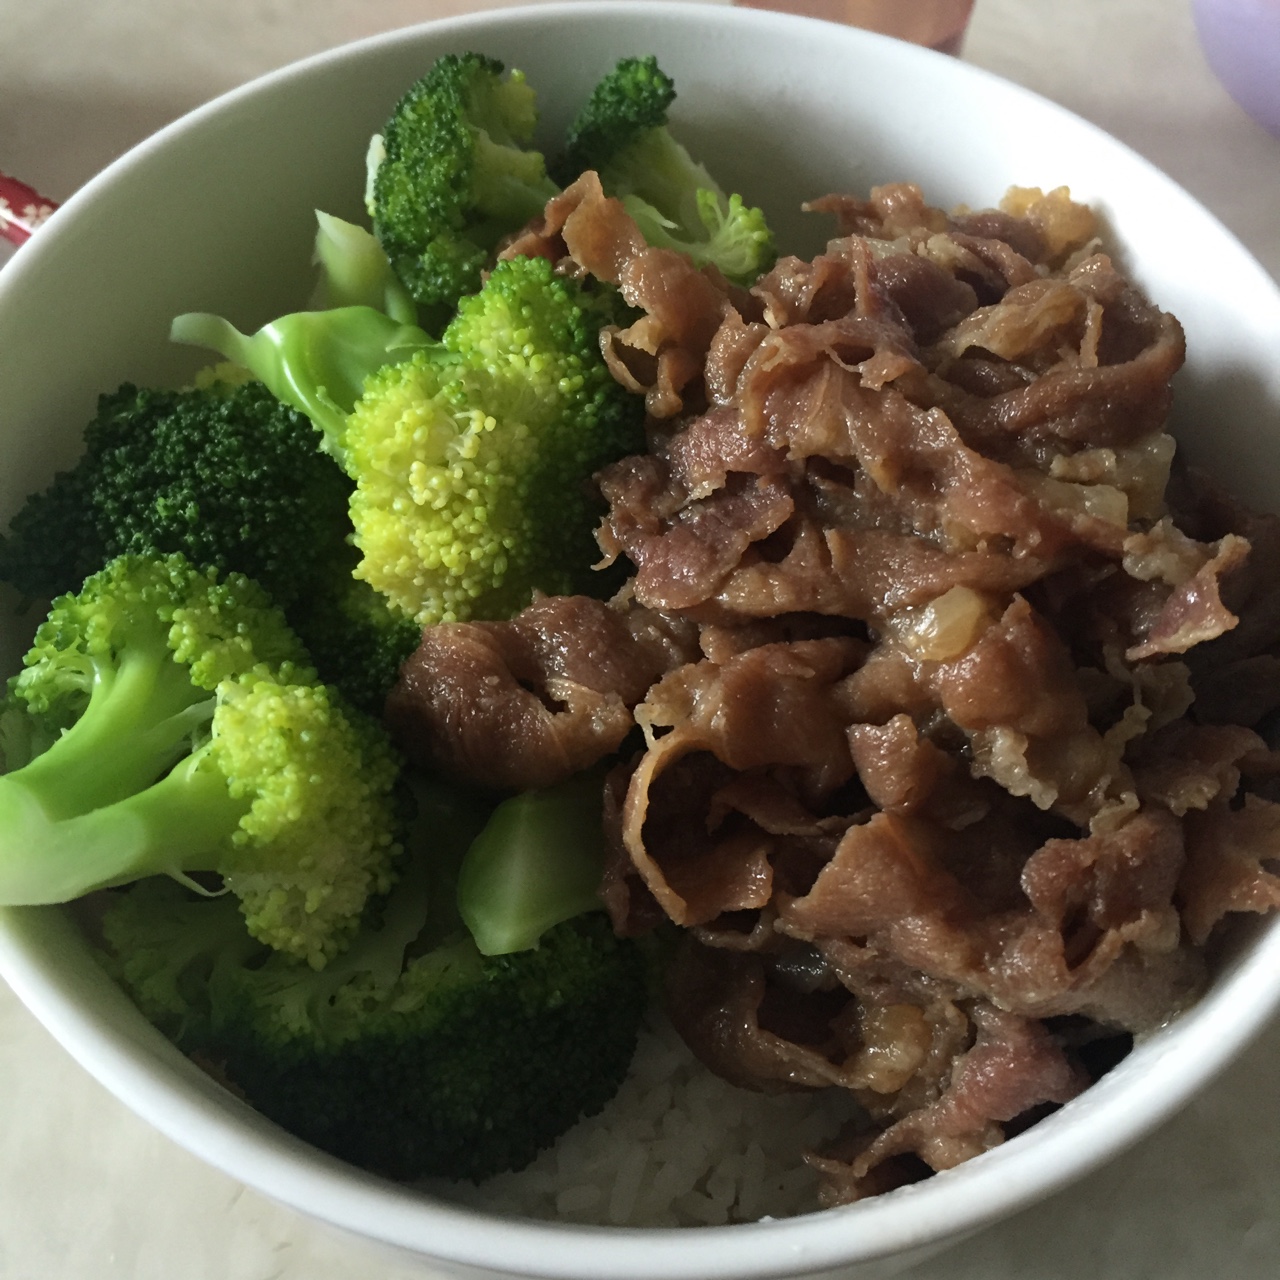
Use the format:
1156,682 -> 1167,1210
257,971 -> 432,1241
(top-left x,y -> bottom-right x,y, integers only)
2,4 -> 1280,1278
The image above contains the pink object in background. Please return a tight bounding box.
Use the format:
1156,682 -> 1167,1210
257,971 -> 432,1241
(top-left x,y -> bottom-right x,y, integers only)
0,172 -> 58,247
1192,0 -> 1280,136
732,0 -> 975,53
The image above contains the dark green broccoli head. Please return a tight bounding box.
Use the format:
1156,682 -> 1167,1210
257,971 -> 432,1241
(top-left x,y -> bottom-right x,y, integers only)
0,466 -> 95,611
102,776 -> 649,1186
287,564 -> 422,718
553,54 -> 676,184
0,362 -> 425,717
0,375 -> 353,612
219,914 -> 647,1181
370,53 -> 560,311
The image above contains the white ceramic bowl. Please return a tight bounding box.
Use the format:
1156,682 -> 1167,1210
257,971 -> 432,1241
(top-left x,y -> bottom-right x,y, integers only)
2,6 -> 1280,1279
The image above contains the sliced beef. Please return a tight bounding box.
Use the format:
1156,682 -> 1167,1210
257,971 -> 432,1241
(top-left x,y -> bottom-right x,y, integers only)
501,170 -> 738,418
1179,796 -> 1280,945
384,594 -> 693,790
809,1004 -> 1084,1205
452,174 -> 1280,1207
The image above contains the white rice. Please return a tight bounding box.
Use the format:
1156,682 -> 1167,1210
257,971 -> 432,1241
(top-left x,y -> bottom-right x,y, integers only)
431,1011 -> 862,1227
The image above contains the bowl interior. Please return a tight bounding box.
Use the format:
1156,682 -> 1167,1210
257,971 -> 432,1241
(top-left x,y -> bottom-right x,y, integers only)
2,5 -> 1280,1279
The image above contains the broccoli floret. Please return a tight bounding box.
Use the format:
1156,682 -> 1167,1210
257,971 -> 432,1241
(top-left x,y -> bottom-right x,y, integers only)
0,365 -> 420,719
368,53 -> 560,312
174,256 -> 644,627
553,53 -> 677,185
100,778 -> 649,1183
346,256 -> 644,623
0,553 -> 402,967
556,56 -> 775,286
226,915 -> 646,1182
287,565 -> 422,718
0,377 -> 353,610
103,878 -> 265,1044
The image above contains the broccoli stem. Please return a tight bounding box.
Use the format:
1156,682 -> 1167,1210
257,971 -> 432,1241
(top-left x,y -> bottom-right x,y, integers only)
0,747 -> 246,904
310,211 -> 419,326
10,639 -> 213,819
611,127 -> 716,237
169,306 -> 434,458
456,772 -> 610,956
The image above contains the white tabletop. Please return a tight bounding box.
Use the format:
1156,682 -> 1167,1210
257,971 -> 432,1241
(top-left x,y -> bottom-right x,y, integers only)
1,1 -> 1279,1277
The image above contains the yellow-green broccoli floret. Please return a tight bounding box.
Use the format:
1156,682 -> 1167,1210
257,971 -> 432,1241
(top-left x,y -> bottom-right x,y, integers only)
204,674 -> 402,964
175,256 -> 645,628
343,256 -> 644,624
0,553 -> 402,968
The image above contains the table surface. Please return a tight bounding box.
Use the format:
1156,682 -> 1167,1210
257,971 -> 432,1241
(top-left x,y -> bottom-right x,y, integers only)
2,1 -> 1279,1277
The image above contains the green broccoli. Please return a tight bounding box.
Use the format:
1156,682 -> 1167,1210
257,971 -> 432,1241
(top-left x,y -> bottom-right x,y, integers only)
346,256 -> 643,623
173,254 -> 645,626
553,53 -> 677,185
286,566 -> 422,718
368,52 -> 560,313
0,375 -> 353,611
0,553 -> 403,968
0,365 -> 420,717
309,210 -> 419,325
458,770 -> 619,956
168,308 -> 434,460
555,56 -> 775,286
100,777 -> 649,1183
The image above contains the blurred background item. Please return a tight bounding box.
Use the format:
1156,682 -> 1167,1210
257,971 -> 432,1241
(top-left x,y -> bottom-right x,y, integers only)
0,171 -> 57,246
1192,0 -> 1280,135
731,0 -> 976,53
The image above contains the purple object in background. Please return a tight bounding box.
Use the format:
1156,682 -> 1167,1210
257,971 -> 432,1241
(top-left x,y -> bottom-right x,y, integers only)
1192,0 -> 1280,136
